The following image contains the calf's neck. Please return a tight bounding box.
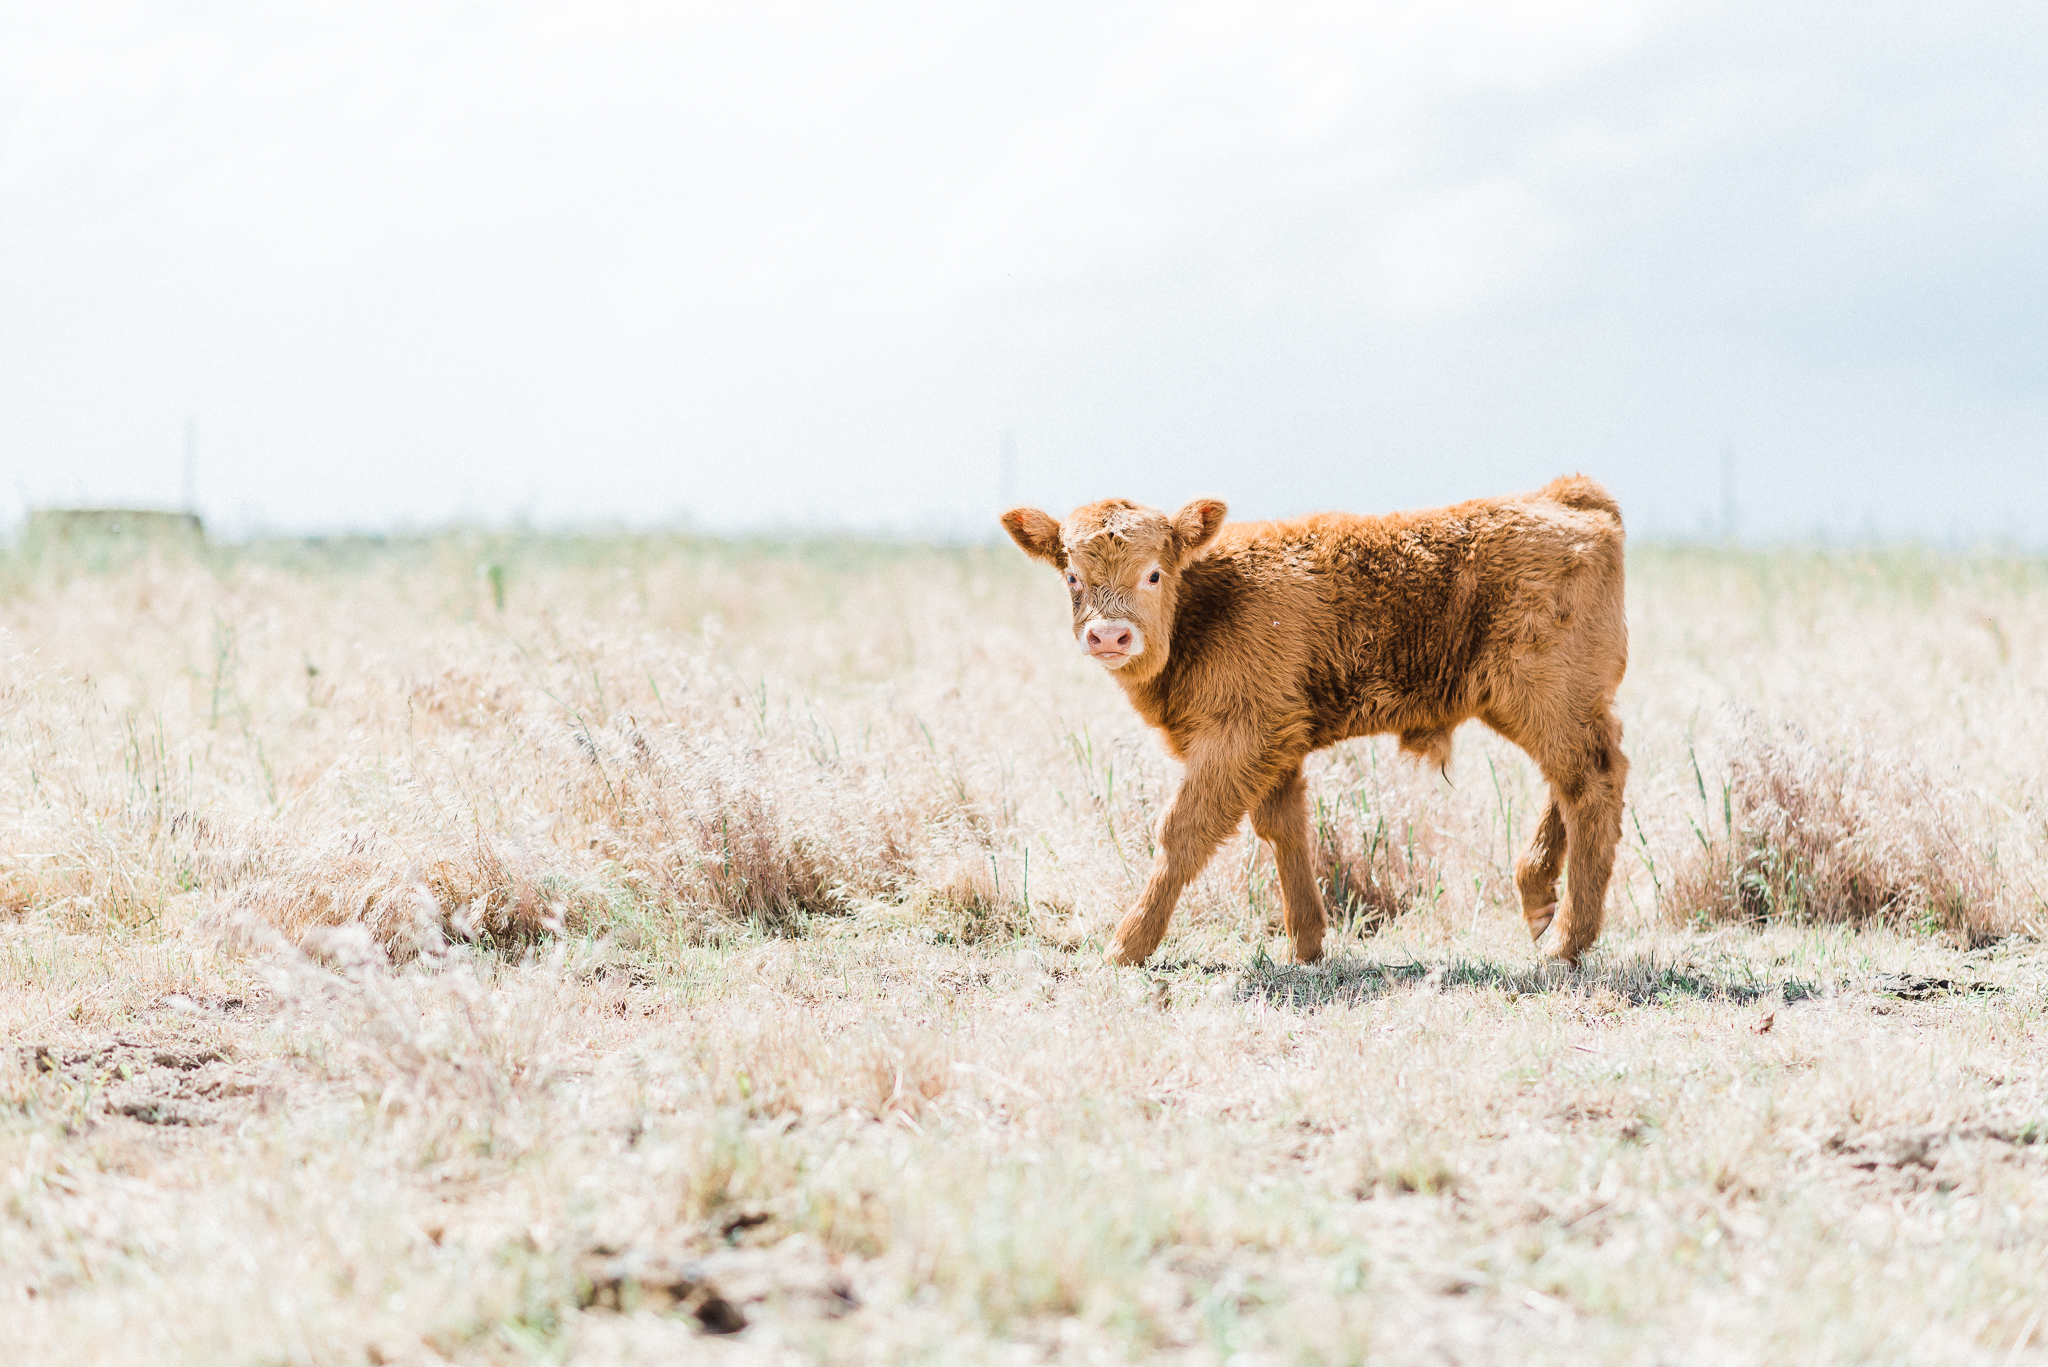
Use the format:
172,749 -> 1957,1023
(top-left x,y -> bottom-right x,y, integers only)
1000,475 -> 1630,966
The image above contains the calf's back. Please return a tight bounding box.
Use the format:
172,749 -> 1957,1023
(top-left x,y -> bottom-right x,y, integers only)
1129,474 -> 1627,766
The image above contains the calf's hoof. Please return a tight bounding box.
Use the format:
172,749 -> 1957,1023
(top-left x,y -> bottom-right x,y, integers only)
1291,938 -> 1325,965
1105,939 -> 1149,967
1524,903 -> 1557,942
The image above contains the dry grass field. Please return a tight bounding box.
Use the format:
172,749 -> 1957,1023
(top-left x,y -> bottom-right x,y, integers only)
3,526 -> 2047,1365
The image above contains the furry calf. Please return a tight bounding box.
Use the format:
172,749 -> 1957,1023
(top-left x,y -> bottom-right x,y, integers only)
1001,476 -> 1629,966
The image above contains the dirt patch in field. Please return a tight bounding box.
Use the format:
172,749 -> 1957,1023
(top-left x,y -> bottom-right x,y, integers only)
20,1035 -> 277,1130
1826,1121 -> 2048,1198
577,1234 -> 862,1336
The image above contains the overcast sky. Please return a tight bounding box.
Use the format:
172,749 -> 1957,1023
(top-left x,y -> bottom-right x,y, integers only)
3,1 -> 2045,540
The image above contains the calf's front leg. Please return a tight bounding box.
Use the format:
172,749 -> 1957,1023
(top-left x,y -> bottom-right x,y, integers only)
1107,736 -> 1267,966
1514,799 -> 1566,942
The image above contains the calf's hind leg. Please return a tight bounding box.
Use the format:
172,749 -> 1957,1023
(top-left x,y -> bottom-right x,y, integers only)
1249,764 -> 1327,963
1543,710 -> 1630,965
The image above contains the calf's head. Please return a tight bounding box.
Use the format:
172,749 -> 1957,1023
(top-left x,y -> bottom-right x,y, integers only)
999,497 -> 1228,681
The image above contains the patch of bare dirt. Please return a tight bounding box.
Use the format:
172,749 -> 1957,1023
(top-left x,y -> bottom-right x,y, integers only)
1828,1122 -> 2046,1193
577,1234 -> 860,1335
22,1036 -> 275,1130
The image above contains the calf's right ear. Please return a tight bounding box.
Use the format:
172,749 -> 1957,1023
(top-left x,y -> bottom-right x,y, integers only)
1000,507 -> 1067,567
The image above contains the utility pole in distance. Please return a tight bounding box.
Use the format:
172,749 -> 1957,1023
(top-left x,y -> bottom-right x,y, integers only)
182,416 -> 198,515
1719,446 -> 1736,544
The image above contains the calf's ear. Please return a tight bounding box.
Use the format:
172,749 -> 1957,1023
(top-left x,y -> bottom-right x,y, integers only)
1000,507 -> 1067,567
1171,498 -> 1228,555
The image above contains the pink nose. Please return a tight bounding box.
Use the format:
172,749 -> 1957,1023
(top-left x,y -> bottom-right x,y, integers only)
1087,623 -> 1133,653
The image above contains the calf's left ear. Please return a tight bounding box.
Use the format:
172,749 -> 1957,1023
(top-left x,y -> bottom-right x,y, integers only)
1000,507 -> 1068,568
1172,498 -> 1228,555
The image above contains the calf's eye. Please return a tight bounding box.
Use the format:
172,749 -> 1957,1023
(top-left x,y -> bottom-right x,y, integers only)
1147,570 -> 1160,585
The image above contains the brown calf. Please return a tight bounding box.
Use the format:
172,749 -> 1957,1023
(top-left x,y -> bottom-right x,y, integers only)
1001,476 -> 1629,966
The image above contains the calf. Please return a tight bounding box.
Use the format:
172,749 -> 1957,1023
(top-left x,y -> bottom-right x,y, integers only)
1001,476 -> 1629,966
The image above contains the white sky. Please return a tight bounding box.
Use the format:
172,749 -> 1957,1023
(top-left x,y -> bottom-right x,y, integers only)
3,1 -> 2045,539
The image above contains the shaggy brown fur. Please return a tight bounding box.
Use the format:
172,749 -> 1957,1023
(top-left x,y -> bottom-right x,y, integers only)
1001,476 -> 1630,966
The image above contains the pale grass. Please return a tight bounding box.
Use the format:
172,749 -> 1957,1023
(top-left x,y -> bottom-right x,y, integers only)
1,532 -> 2046,1364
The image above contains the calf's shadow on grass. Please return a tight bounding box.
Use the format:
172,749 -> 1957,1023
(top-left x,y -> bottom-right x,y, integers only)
1170,950 -> 1832,1011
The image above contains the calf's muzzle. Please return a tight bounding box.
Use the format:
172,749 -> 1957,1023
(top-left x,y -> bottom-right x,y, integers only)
1082,617 -> 1142,667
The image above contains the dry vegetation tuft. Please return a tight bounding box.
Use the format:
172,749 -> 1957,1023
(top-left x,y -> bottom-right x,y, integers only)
1668,712 -> 2007,941
3,530 -> 2047,1364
